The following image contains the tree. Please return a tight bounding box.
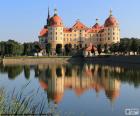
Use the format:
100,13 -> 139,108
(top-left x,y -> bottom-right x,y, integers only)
130,39 -> 138,55
46,43 -> 52,56
118,42 -> 125,55
34,43 -> 42,56
56,44 -> 62,55
4,40 -> 23,56
104,44 -> 108,54
97,44 -> 102,55
138,46 -> 140,55
0,42 -> 6,56
23,43 -> 33,56
91,45 -> 95,55
109,44 -> 118,54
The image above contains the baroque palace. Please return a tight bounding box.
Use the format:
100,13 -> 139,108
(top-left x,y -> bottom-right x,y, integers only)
39,8 -> 120,50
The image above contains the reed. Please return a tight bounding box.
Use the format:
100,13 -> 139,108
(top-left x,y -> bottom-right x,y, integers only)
0,83 -> 56,116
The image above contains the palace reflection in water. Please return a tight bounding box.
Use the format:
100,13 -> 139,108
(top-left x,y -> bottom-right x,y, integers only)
34,64 -> 139,104
0,63 -> 140,106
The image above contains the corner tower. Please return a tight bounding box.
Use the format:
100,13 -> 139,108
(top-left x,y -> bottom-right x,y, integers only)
104,10 -> 120,44
47,9 -> 64,50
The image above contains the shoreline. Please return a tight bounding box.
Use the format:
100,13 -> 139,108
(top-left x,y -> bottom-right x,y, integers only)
1,55 -> 140,65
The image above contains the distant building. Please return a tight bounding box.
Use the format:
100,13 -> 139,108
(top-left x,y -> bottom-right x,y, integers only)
39,8 -> 120,51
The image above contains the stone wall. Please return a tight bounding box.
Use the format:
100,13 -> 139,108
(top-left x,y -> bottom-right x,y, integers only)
2,57 -> 70,65
2,56 -> 140,65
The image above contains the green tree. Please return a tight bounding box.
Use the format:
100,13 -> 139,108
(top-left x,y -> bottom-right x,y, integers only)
23,43 -> 33,56
4,40 -> 23,56
56,44 -> 62,55
46,43 -> 52,56
130,39 -> 138,55
118,42 -> 125,55
97,44 -> 102,55
104,44 -> 108,54
34,43 -> 42,56
0,42 -> 6,56
109,44 -> 118,54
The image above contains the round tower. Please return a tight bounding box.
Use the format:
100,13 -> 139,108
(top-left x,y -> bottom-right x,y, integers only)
104,10 -> 120,45
47,9 -> 64,51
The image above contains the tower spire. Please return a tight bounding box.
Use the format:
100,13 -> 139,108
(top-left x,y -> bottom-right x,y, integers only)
54,8 -> 58,16
96,18 -> 99,23
47,7 -> 50,26
48,7 -> 50,19
110,9 -> 113,16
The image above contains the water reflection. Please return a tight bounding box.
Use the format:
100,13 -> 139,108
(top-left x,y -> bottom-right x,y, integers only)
34,64 -> 140,104
0,63 -> 140,105
0,65 -> 23,79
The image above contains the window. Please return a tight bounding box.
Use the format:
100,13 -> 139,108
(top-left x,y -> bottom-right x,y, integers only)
113,32 -> 115,35
108,33 -> 110,35
56,37 -> 57,40
108,37 -> 110,40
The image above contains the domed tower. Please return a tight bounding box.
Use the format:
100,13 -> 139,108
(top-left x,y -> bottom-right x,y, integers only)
104,10 -> 120,45
47,9 -> 64,51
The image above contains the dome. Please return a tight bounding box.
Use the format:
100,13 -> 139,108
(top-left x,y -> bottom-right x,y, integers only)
104,15 -> 118,27
50,15 -> 63,26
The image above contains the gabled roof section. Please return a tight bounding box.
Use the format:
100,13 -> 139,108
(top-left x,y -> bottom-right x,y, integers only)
72,20 -> 87,30
39,28 -> 48,37
63,28 -> 72,33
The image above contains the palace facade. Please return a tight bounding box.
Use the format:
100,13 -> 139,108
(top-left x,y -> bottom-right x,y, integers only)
39,8 -> 120,50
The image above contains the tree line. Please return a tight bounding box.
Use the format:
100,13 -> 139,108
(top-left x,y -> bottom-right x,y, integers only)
0,38 -> 140,57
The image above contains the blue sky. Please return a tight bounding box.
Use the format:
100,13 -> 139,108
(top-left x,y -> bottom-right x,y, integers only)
0,0 -> 139,43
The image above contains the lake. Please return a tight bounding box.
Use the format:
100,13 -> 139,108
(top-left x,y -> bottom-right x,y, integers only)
0,63 -> 140,116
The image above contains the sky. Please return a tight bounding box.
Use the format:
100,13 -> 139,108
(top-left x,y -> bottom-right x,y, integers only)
0,0 -> 140,43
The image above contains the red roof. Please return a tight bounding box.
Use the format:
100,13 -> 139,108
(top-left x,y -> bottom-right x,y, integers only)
72,20 -> 87,30
63,28 -> 72,33
50,15 -> 63,27
39,28 -> 48,37
92,23 -> 101,29
104,15 -> 118,27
